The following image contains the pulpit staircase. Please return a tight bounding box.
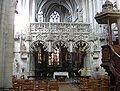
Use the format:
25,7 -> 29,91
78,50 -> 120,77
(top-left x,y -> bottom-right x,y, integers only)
101,45 -> 120,91
94,0 -> 120,91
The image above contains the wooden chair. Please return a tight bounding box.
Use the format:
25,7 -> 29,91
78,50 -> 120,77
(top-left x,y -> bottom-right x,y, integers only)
22,84 -> 34,91
49,80 -> 59,91
12,81 -> 20,91
88,78 -> 94,91
49,86 -> 59,91
101,79 -> 109,91
37,80 -> 48,91
101,86 -> 109,91
12,79 -> 24,91
93,79 -> 101,91
49,80 -> 58,86
79,77 -> 89,91
22,80 -> 35,91
37,85 -> 47,91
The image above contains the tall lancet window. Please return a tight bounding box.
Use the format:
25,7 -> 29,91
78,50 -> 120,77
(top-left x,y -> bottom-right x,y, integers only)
49,11 -> 60,23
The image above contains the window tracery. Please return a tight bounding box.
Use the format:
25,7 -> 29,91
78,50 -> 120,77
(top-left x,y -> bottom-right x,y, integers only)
49,11 -> 60,23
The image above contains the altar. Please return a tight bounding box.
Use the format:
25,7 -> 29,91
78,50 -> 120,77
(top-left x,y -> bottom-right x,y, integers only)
53,72 -> 69,79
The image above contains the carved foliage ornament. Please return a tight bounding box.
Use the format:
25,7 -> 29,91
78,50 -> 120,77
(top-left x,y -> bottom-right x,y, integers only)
53,40 -> 68,50
30,40 -> 47,51
73,40 -> 90,52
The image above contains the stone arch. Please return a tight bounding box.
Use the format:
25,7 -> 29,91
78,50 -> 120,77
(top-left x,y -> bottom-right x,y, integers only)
52,40 -> 69,50
72,40 -> 90,73
46,6 -> 64,22
30,40 -> 49,77
30,40 -> 48,52
51,40 -> 70,69
73,40 -> 90,52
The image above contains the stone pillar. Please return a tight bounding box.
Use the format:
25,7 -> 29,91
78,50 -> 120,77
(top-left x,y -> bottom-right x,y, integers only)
92,0 -> 96,31
86,0 -> 89,23
0,0 -> 15,87
29,53 -> 35,76
88,0 -> 93,28
30,0 -> 35,22
77,0 -> 82,22
116,0 -> 120,45
48,41 -> 52,52
82,0 -> 87,22
69,41 -> 73,52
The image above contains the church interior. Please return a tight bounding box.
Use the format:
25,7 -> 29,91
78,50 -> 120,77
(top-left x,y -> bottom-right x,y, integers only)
0,0 -> 120,91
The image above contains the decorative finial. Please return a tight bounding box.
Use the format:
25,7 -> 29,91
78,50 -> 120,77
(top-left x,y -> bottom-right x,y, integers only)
102,0 -> 113,12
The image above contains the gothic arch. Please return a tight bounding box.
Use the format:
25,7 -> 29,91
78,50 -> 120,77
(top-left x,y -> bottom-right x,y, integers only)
50,40 -> 70,71
52,40 -> 68,50
72,40 -> 89,72
38,0 -> 73,14
73,40 -> 90,52
37,0 -> 78,22
30,40 -> 48,52
46,5 -> 64,22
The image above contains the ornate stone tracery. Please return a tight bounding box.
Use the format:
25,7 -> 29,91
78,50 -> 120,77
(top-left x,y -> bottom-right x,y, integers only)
73,40 -> 90,52
30,40 -> 48,52
30,22 -> 91,52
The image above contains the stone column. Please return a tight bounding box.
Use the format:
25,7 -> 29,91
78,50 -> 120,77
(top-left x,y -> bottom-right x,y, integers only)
116,0 -> 120,45
0,0 -> 16,87
48,41 -> 52,52
30,0 -> 35,22
69,41 -> 73,52
92,0 -> 96,31
82,0 -> 87,22
77,0 -> 83,22
86,0 -> 89,23
88,0 -> 93,28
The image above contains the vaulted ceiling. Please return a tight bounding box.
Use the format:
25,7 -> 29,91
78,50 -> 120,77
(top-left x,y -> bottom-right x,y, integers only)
36,0 -> 77,13
36,0 -> 78,22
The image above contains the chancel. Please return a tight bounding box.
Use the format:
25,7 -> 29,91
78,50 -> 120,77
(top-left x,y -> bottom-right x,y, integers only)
0,0 -> 120,91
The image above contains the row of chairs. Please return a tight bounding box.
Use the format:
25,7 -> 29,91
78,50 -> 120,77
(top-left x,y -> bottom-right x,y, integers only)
12,79 -> 59,91
79,75 -> 110,91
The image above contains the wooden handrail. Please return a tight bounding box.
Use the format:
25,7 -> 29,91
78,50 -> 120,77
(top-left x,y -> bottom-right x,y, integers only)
110,45 -> 120,58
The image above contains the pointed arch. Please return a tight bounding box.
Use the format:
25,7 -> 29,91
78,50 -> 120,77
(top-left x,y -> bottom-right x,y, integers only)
30,40 -> 48,52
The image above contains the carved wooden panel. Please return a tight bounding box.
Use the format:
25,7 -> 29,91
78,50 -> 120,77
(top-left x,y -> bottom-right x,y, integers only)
102,46 -> 111,62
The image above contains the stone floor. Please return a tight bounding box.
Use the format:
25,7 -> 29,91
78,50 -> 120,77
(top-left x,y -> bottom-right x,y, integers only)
58,78 -> 79,91
59,84 -> 79,91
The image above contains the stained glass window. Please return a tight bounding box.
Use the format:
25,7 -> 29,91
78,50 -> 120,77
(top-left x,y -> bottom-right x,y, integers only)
49,11 -> 60,23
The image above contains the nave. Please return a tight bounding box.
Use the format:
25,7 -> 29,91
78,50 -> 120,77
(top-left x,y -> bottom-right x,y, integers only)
1,0 -> 120,91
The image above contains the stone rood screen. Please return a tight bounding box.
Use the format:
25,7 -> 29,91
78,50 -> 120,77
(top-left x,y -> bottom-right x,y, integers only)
30,22 -> 91,42
30,22 -> 90,33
